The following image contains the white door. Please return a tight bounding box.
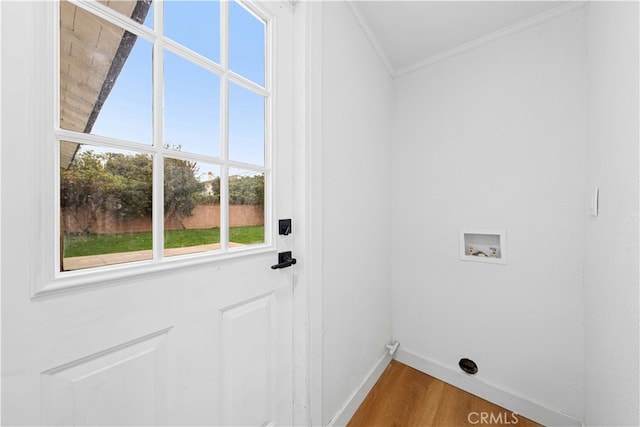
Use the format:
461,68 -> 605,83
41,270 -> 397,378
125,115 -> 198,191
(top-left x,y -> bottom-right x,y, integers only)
1,1 -> 297,425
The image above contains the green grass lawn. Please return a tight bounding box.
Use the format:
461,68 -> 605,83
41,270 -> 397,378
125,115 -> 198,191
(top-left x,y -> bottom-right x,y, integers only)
63,226 -> 265,257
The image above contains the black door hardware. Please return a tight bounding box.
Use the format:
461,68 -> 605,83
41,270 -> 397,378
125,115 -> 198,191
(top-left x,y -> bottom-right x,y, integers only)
271,251 -> 297,269
279,219 -> 292,236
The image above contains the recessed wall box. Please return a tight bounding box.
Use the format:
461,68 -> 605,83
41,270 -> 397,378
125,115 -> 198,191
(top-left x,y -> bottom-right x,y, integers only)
459,230 -> 507,264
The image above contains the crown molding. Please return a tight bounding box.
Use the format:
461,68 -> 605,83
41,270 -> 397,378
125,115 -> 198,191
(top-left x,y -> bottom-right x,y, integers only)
345,0 -> 587,80
395,1 -> 587,77
344,1 -> 396,78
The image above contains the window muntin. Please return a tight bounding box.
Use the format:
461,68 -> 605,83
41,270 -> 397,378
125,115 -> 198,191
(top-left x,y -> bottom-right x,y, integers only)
57,0 -> 270,273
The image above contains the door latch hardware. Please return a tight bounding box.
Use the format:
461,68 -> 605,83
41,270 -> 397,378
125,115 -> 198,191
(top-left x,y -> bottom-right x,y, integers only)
271,251 -> 297,269
279,219 -> 292,236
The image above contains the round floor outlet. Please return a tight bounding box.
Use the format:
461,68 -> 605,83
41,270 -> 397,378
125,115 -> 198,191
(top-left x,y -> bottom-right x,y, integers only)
459,358 -> 478,374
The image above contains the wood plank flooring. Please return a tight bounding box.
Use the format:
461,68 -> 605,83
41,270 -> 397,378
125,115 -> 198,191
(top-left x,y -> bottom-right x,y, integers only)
348,361 -> 543,427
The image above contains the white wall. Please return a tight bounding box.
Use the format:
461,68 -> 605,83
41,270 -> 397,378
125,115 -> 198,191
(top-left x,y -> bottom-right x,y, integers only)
583,2 -> 639,425
391,8 -> 587,423
321,2 -> 394,424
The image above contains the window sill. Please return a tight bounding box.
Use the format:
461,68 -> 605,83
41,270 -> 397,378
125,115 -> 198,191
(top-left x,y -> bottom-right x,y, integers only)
33,244 -> 276,299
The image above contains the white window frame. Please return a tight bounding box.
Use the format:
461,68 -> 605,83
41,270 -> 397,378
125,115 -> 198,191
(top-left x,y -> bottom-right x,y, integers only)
32,0 -> 278,297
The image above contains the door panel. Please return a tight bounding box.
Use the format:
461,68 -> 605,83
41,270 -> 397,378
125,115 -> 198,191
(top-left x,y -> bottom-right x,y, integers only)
1,1 -> 296,425
222,293 -> 275,426
222,296 -> 274,426
41,329 -> 170,426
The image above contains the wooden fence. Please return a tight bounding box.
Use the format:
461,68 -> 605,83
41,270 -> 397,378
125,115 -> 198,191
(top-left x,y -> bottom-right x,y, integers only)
62,204 -> 264,234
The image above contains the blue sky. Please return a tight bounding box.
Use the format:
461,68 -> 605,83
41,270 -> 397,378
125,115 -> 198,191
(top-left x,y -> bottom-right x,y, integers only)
90,0 -> 266,169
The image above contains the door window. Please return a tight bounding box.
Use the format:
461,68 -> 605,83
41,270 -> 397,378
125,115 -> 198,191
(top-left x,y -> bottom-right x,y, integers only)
58,0 -> 270,272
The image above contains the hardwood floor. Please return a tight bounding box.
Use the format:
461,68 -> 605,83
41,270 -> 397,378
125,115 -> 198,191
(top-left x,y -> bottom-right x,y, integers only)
348,361 -> 543,427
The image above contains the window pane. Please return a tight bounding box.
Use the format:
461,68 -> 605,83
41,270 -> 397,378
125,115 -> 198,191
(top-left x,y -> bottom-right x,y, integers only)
165,0 -> 220,63
60,1 -> 152,144
164,161 -> 221,257
229,169 -> 265,247
60,143 -> 153,271
164,51 -> 220,156
229,1 -> 265,86
98,0 -> 154,29
229,83 -> 265,166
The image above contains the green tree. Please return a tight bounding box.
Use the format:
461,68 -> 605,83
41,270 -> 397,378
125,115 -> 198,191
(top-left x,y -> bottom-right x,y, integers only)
164,157 -> 201,219
229,174 -> 264,205
194,175 -> 220,204
104,152 -> 152,218
60,150 -> 123,234
61,150 -> 204,233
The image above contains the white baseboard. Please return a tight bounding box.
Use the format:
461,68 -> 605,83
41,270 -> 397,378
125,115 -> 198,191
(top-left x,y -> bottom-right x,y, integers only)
327,350 -> 392,427
396,348 -> 582,427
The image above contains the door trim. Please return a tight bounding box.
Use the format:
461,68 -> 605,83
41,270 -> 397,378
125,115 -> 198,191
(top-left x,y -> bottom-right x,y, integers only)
292,2 -> 323,425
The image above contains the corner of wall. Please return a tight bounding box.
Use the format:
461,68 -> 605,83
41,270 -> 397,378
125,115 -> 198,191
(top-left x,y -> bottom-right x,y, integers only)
326,351 -> 392,427
583,2 -> 640,425
395,349 -> 582,427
